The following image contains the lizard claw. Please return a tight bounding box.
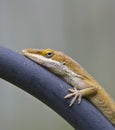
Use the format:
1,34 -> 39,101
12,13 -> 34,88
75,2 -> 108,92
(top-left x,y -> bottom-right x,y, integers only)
64,88 -> 82,106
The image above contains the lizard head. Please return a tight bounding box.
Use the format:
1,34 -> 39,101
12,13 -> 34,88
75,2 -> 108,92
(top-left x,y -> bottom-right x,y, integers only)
22,48 -> 77,75
22,48 -> 75,66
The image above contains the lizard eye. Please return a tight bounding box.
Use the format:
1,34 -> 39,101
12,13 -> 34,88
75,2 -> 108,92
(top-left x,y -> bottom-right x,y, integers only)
46,51 -> 54,58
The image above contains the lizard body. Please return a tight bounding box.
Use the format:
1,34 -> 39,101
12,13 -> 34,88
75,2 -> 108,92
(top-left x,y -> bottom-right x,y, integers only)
22,48 -> 115,125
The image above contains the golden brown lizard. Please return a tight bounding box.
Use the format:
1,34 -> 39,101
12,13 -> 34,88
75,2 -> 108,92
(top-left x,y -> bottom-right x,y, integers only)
22,48 -> 115,125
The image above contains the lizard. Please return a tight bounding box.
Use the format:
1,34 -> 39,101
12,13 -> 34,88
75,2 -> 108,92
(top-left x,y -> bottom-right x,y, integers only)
22,48 -> 115,125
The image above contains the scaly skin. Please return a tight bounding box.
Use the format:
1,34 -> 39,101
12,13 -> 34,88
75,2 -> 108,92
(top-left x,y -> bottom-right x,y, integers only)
22,48 -> 115,125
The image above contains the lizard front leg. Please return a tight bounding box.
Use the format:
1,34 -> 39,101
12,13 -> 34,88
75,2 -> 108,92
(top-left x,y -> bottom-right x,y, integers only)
65,86 -> 98,106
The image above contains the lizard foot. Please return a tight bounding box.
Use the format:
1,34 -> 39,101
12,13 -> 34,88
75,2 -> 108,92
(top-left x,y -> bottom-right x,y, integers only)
64,88 -> 82,106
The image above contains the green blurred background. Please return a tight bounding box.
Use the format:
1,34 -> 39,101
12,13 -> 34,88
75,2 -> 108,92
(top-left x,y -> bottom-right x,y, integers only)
0,0 -> 115,130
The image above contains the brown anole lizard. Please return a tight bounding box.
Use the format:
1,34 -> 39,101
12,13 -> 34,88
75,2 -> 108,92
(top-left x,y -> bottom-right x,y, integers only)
22,48 -> 115,125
